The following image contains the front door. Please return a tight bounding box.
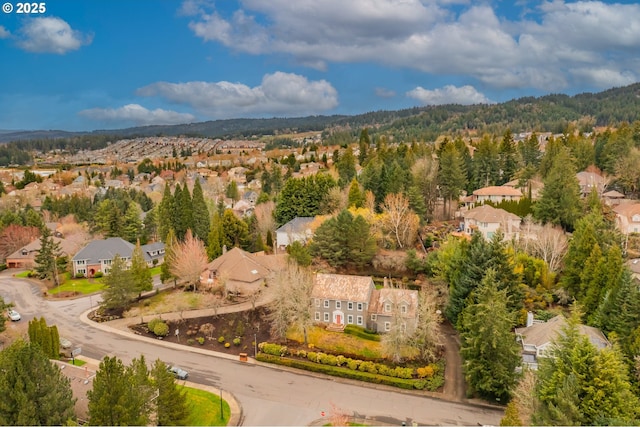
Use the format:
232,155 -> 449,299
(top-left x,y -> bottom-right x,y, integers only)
336,314 -> 342,325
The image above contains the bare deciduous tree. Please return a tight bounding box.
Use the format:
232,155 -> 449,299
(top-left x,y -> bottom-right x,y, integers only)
254,200 -> 276,238
412,156 -> 439,219
381,287 -> 411,364
380,193 -> 420,249
510,368 -> 538,425
268,261 -> 314,344
411,287 -> 444,363
524,222 -> 568,272
168,230 -> 208,291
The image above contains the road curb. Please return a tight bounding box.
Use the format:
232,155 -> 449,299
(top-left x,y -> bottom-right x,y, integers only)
78,309 -> 244,426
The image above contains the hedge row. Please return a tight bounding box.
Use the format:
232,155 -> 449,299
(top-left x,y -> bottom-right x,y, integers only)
343,325 -> 381,342
256,353 -> 444,391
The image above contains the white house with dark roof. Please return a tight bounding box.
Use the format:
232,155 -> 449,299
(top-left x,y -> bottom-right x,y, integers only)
276,217 -> 315,250
461,204 -> 521,240
515,314 -> 609,369
72,237 -> 165,277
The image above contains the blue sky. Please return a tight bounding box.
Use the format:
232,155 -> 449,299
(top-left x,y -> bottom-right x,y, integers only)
1,0 -> 639,131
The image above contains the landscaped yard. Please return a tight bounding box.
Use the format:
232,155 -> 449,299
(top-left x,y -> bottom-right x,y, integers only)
48,273 -> 105,295
125,289 -> 222,317
182,386 -> 230,426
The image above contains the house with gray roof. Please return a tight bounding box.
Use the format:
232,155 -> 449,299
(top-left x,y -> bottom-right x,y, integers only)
72,237 -> 164,277
311,273 -> 419,333
276,217 -> 315,250
515,313 -> 609,369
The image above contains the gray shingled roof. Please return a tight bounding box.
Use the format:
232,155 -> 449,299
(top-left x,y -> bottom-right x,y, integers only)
73,238 -> 135,263
276,217 -> 315,233
311,273 -> 374,303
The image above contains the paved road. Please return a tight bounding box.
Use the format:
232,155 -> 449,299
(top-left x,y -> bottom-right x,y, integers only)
0,273 -> 504,426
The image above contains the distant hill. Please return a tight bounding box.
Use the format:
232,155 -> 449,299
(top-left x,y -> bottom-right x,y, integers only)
2,82 -> 640,145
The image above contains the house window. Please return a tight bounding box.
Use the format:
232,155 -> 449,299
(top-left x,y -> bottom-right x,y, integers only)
76,260 -> 85,265
357,316 -> 363,326
324,313 -> 329,322
324,300 -> 329,308
371,314 -> 377,321
384,303 -> 391,312
315,312 -> 320,321
336,301 -> 341,309
384,322 -> 391,331
357,303 -> 363,311
347,315 -> 353,324
77,269 -> 86,275
401,305 -> 407,314
104,268 -> 110,275
315,298 -> 320,307
347,302 -> 354,310
103,259 -> 112,265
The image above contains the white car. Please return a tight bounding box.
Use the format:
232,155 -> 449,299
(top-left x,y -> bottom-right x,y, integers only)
168,365 -> 189,380
7,309 -> 21,321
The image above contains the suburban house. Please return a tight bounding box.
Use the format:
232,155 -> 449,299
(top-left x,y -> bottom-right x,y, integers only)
613,202 -> 640,234
461,204 -> 521,240
576,171 -> 606,196
72,238 -> 165,277
311,273 -> 419,333
276,217 -> 315,250
368,288 -> 419,334
515,313 -> 610,369
503,179 -> 544,200
201,247 -> 286,296
5,236 -> 75,269
603,190 -> 625,206
472,186 -> 522,204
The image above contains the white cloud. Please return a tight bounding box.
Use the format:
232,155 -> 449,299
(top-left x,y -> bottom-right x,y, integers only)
17,17 -> 92,54
137,72 -> 338,118
407,85 -> 493,105
183,0 -> 640,92
0,26 -> 10,39
375,87 -> 396,98
79,104 -> 196,126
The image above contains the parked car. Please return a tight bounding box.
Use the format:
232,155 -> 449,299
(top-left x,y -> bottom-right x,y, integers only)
7,309 -> 20,321
168,365 -> 188,380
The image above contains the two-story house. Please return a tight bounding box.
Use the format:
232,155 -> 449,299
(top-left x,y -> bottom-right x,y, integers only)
72,237 -> 165,277
311,273 -> 374,328
461,204 -> 521,240
311,273 -> 419,333
368,288 -> 419,334
613,202 -> 640,234
276,217 -> 315,250
515,313 -> 609,369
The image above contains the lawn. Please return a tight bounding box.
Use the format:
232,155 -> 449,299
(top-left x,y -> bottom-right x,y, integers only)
15,270 -> 31,278
48,273 -> 105,295
182,386 -> 230,426
287,325 -> 383,359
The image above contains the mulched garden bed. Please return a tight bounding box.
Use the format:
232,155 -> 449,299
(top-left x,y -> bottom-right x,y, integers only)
128,307 -> 276,357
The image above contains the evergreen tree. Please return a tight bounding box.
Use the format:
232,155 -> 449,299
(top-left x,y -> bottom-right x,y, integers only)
0,340 -> 76,425
130,241 -> 153,297
438,142 -> 467,218
533,147 -> 581,231
471,135 -> 501,189
174,184 -> 193,241
460,269 -> 521,402
101,255 -> 135,312
122,201 -> 143,243
34,226 -> 62,286
265,230 -> 274,252
225,180 -> 239,201
347,178 -> 365,208
358,128 -> 370,165
88,356 -> 149,426
498,129 -> 520,185
221,209 -> 250,250
158,184 -> 174,243
519,133 -> 541,168
206,211 -> 223,260
534,310 -> 640,425
191,179 -> 210,244
160,229 -> 177,284
336,147 -> 357,187
151,359 -> 189,426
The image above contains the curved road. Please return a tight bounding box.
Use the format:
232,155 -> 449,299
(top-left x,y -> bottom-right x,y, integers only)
0,272 -> 503,426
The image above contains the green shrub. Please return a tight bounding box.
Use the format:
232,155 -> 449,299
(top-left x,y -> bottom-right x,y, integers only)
307,351 -> 318,362
233,337 -> 241,346
297,349 -> 307,358
153,322 -> 169,337
343,324 -> 381,341
261,343 -> 287,357
224,342 -> 231,348
347,359 -> 360,370
336,355 -> 346,366
218,336 -> 225,343
196,337 -> 205,345
75,273 -> 85,279
187,338 -> 195,345
235,322 -> 245,337
394,366 -> 413,379
93,271 -> 103,278
0,264 -> 6,272
147,318 -> 162,331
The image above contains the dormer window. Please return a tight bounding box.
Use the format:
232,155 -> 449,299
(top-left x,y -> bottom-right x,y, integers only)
401,305 -> 407,314
384,303 -> 391,313
21,250 -> 28,256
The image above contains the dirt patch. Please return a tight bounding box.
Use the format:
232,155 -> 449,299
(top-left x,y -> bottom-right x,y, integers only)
130,307 -> 274,357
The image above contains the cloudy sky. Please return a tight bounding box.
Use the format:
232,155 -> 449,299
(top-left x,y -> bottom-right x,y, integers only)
1,0 -> 639,131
